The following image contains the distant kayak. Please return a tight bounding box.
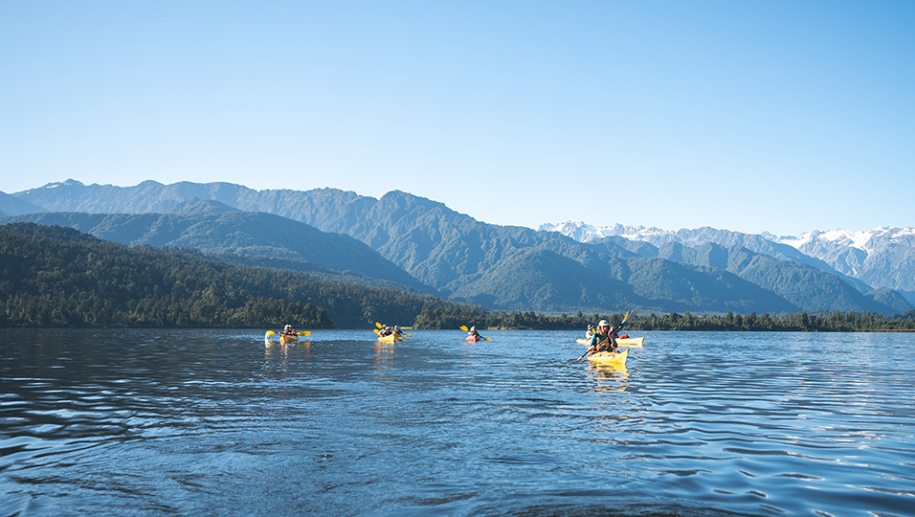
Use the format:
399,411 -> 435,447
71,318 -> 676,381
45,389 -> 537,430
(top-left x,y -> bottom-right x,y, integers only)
378,334 -> 404,344
576,337 -> 644,347
466,335 -> 483,343
587,348 -> 629,366
265,329 -> 310,345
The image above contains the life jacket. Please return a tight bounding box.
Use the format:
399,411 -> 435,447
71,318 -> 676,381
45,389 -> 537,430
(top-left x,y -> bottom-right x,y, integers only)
594,334 -> 617,351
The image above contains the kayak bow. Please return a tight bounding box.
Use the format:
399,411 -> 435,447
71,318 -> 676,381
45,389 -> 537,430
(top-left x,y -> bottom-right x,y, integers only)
587,348 -> 629,366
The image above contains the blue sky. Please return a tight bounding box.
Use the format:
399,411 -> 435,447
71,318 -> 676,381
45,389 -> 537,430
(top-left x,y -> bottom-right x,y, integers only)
2,0 -> 913,235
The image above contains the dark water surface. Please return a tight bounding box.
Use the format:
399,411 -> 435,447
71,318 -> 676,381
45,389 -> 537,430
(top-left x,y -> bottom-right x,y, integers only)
2,329 -> 914,516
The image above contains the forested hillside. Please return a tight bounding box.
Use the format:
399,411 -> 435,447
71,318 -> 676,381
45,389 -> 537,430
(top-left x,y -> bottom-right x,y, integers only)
0,223 -> 441,328
2,210 -> 429,293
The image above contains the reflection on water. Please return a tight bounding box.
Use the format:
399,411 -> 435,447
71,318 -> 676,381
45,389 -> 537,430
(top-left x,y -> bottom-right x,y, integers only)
263,341 -> 311,380
2,329 -> 915,517
587,362 -> 629,392
374,341 -> 395,365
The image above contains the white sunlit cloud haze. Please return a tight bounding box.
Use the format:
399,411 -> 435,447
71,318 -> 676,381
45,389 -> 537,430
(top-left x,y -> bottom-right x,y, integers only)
1,0 -> 913,236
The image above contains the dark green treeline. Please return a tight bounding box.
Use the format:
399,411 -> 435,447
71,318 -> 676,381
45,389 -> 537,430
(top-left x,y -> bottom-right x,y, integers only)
0,223 -> 438,329
415,302 -> 915,332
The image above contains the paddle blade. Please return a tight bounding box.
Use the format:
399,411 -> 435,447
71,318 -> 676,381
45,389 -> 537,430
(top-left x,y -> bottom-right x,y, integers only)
375,322 -> 383,329
265,330 -> 276,335
297,331 -> 311,336
621,306 -> 640,325
484,337 -> 491,341
373,328 -> 380,334
459,325 -> 469,332
404,333 -> 411,337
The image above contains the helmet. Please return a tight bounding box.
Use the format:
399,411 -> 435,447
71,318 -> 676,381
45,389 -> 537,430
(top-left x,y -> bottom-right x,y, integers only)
284,324 -> 292,330
598,320 -> 609,327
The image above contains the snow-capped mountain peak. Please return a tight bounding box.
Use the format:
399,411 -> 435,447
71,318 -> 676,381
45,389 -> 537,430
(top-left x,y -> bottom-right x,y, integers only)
777,226 -> 915,254
538,221 -> 672,243
540,220 -> 915,294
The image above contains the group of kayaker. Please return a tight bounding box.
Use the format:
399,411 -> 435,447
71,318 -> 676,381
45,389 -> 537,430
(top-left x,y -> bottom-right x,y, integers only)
378,325 -> 404,338
278,311 -> 629,356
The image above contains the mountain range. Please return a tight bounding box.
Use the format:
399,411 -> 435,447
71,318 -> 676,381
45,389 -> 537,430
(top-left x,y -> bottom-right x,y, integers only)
540,221 -> 915,306
3,179 -> 912,315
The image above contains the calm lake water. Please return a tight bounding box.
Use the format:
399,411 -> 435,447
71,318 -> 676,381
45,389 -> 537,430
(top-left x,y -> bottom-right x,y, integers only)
2,329 -> 914,516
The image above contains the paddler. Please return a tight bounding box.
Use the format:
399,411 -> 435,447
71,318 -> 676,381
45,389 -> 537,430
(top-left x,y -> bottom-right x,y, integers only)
393,326 -> 404,337
467,325 -> 485,340
586,320 -> 619,355
378,325 -> 392,337
585,324 -> 595,339
282,324 -> 297,337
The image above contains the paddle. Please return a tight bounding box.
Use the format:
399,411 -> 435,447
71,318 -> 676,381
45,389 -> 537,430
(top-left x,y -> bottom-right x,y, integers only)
459,325 -> 490,341
622,306 -> 640,327
266,330 -> 311,336
575,307 -> 639,361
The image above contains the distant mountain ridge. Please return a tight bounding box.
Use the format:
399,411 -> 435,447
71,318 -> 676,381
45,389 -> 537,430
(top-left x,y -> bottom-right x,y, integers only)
1,210 -> 430,293
0,190 -> 46,217
541,221 -> 915,305
780,227 -> 915,293
8,180 -> 912,315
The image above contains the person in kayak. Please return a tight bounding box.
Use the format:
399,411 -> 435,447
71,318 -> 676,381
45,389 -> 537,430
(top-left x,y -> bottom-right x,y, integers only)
467,326 -> 485,340
585,324 -> 595,339
378,325 -> 393,337
282,324 -> 297,337
587,320 -> 619,355
393,326 -> 404,338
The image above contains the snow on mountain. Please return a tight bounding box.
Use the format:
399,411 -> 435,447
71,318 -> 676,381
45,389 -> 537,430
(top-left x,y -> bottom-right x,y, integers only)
537,222 -> 671,243
541,221 -> 915,297
776,227 -> 915,255
775,227 -> 915,292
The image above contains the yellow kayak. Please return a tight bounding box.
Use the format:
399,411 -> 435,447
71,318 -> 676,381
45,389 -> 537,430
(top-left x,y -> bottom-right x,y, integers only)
577,337 -> 644,347
587,348 -> 629,366
266,330 -> 310,345
377,334 -> 404,344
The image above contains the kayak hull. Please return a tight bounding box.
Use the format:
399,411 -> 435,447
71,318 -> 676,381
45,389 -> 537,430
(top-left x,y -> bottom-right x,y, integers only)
280,334 -> 298,345
577,337 -> 644,347
466,335 -> 483,343
378,334 -> 404,344
587,348 -> 629,366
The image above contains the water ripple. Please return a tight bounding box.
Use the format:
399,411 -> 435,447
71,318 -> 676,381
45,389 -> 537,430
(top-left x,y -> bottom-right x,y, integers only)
2,329 -> 915,516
